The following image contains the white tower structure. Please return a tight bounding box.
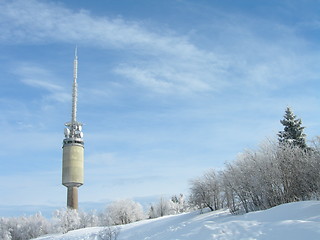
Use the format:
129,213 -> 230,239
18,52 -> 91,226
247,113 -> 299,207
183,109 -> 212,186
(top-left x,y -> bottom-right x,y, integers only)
62,48 -> 84,209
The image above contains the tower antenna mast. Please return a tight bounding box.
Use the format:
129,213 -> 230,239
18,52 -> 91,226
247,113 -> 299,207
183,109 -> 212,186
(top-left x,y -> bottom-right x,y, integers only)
72,46 -> 78,123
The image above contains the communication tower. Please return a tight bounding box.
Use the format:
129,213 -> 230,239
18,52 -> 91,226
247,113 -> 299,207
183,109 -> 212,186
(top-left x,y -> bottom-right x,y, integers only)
62,48 -> 84,209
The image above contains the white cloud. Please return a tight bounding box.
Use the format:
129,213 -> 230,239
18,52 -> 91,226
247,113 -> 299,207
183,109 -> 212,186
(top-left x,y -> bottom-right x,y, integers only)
3,0 -> 316,97
15,63 -> 70,102
0,0 -> 230,94
22,78 -> 61,91
0,0 -> 319,100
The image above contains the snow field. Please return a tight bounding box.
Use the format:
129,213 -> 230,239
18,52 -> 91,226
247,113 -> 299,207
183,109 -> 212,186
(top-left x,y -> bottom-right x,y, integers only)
34,201 -> 320,240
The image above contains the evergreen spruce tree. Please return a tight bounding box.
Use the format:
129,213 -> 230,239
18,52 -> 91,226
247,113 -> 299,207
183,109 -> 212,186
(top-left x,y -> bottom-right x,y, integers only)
278,107 -> 307,148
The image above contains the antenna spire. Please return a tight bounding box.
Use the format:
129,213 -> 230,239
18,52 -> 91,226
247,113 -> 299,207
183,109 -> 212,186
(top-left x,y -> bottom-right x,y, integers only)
71,47 -> 78,123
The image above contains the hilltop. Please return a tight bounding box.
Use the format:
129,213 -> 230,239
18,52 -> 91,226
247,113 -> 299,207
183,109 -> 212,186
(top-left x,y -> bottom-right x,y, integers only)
34,201 -> 320,240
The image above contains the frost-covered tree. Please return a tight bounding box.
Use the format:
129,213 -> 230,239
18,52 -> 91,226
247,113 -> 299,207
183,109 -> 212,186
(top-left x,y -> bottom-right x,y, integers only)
148,205 -> 157,219
278,107 -> 307,148
0,218 -> 11,240
148,197 -> 171,218
189,169 -> 223,212
105,199 -> 144,225
21,213 -> 51,239
189,136 -> 320,215
53,208 -> 81,233
170,194 -> 187,214
220,139 -> 320,214
0,213 -> 52,240
156,197 -> 176,216
78,210 -> 100,228
148,196 -> 186,219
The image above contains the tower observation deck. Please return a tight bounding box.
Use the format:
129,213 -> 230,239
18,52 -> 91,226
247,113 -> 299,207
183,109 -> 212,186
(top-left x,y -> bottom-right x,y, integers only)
62,48 -> 84,209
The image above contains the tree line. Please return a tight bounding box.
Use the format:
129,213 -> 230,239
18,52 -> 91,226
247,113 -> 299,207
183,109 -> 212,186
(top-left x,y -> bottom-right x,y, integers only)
0,196 -> 188,240
189,107 -> 320,213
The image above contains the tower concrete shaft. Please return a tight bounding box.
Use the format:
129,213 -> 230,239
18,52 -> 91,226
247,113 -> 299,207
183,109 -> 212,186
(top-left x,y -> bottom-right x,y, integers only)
62,48 -> 84,210
67,186 -> 78,209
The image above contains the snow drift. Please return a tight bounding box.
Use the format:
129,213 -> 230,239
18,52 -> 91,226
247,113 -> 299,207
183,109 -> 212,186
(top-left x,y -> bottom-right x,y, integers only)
34,201 -> 320,240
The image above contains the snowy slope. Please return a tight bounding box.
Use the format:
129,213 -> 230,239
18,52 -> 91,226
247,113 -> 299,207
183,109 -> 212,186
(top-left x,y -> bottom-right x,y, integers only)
34,201 -> 320,240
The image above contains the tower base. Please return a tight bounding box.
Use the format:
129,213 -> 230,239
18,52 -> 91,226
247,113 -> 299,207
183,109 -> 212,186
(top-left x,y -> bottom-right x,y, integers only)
67,186 -> 78,209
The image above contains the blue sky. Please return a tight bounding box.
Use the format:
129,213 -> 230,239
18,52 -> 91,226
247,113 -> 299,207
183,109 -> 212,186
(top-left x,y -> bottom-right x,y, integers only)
1,0 -> 320,213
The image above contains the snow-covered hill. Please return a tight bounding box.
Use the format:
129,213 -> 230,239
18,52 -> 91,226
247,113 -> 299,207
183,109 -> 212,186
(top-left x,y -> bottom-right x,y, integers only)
34,201 -> 320,240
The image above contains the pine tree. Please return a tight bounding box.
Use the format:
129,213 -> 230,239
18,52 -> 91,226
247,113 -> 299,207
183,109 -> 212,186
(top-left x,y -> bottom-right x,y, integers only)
278,107 -> 307,148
